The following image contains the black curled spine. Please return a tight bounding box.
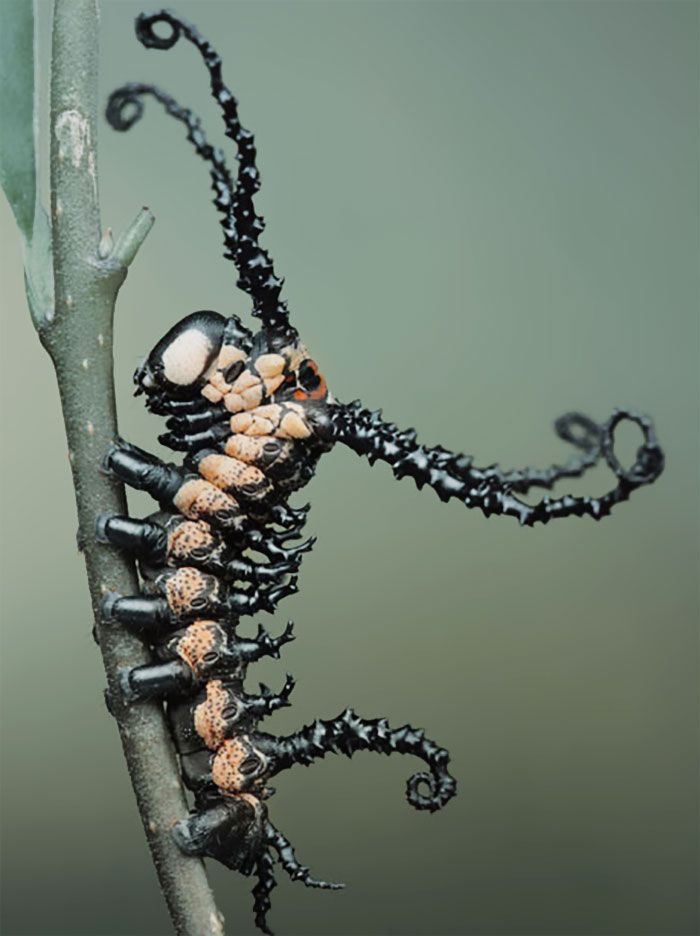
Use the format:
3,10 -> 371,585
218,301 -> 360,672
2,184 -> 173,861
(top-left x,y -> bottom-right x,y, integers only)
257,707 -> 457,813
328,402 -> 664,526
106,10 -> 293,337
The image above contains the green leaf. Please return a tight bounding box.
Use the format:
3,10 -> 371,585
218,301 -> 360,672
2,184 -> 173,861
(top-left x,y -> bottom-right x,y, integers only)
0,0 -> 36,242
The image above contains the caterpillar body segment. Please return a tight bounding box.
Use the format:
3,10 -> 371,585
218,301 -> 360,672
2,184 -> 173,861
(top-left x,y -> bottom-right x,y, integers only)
101,313 -> 456,931
101,7 -> 665,933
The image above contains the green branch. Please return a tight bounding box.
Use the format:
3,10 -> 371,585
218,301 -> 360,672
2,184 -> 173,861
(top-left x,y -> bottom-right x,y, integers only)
1,1 -> 223,933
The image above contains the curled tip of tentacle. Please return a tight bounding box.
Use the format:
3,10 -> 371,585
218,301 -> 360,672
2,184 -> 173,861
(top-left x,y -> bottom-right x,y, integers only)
136,10 -> 182,50
601,408 -> 664,486
554,412 -> 602,453
406,769 -> 457,813
106,84 -> 146,133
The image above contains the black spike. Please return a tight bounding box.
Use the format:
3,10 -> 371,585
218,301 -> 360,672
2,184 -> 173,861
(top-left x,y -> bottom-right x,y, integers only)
329,402 -> 664,526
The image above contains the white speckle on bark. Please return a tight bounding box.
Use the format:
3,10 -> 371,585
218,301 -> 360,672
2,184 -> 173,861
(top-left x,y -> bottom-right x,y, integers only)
55,198 -> 63,218
87,148 -> 97,195
98,333 -> 105,347
55,109 -> 90,168
68,450 -> 75,463
66,293 -> 74,309
86,421 -> 95,435
148,819 -> 158,834
82,358 -> 89,369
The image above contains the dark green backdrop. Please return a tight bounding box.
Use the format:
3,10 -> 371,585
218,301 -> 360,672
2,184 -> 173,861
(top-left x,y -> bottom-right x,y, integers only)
1,2 -> 697,934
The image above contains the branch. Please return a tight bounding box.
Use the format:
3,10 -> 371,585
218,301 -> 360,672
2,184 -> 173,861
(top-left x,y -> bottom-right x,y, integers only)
2,1 -> 223,933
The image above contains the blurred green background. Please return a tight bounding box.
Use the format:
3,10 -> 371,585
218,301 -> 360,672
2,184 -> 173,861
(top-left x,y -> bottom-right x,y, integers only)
1,2 -> 697,934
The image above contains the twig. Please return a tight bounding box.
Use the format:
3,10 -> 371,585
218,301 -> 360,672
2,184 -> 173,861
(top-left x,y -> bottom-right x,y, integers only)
3,0 -> 224,933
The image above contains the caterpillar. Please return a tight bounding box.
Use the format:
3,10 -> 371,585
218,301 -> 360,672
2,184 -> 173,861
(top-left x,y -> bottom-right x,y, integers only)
101,9 -> 665,934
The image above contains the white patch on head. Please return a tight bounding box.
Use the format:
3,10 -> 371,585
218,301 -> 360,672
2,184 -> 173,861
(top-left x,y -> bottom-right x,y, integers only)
162,330 -> 214,386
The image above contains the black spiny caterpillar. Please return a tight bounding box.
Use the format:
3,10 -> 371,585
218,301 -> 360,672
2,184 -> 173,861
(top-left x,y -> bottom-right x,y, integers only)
101,9 -> 665,933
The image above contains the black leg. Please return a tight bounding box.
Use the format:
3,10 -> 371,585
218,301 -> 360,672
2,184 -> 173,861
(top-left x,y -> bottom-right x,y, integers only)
96,514 -> 167,564
102,592 -> 172,637
103,440 -> 184,503
173,801 -> 239,857
166,407 -> 225,434
159,420 -> 231,453
172,795 -> 266,875
120,659 -> 195,702
146,393 -> 212,417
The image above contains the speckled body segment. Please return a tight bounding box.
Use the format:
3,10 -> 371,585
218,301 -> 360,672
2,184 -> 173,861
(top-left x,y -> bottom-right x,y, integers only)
102,7 -> 664,934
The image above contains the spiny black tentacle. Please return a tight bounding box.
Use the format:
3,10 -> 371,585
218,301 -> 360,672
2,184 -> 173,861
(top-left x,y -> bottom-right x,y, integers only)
267,823 -> 344,890
328,403 -> 664,526
469,412 -> 603,493
253,850 -> 277,936
105,81 -> 236,248
257,708 -> 457,813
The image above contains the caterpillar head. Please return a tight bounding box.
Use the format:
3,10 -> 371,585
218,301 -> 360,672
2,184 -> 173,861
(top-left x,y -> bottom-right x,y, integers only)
135,310 -> 227,408
135,310 -> 331,417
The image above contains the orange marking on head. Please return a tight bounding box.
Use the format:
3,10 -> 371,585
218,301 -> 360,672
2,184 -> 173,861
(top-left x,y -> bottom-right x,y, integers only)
310,373 -> 328,400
